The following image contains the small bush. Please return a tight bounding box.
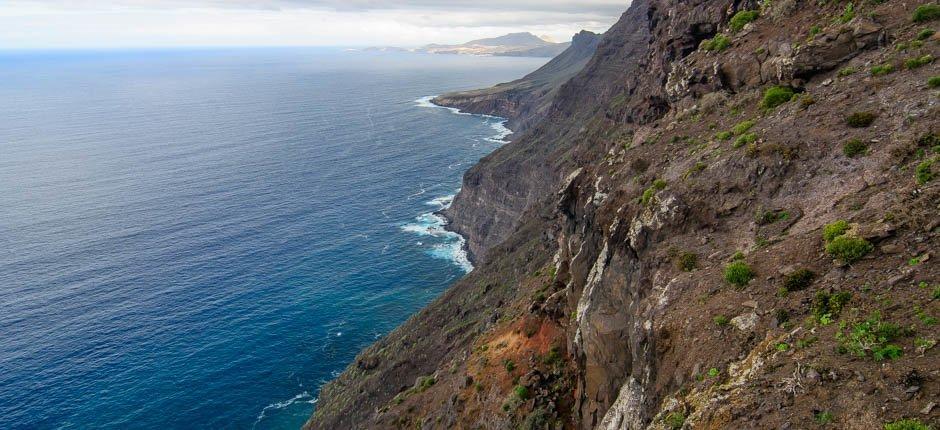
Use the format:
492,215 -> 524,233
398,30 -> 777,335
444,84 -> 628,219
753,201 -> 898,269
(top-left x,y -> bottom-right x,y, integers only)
884,419 -> 931,430
837,312 -> 903,360
677,251 -> 698,271
917,28 -> 936,40
503,359 -> 516,373
783,269 -> 815,292
915,158 -> 935,184
843,139 -> 868,157
912,4 -> 940,23
734,133 -> 757,148
871,64 -> 895,76
928,76 -> 940,88
826,235 -> 873,263
715,130 -> 733,140
724,260 -> 755,287
760,86 -> 794,110
664,411 -> 686,430
837,66 -> 857,77
815,411 -> 834,424
513,385 -> 530,400
809,25 -> 822,37
822,219 -> 850,242
707,367 -> 720,377
701,34 -> 731,51
730,10 -> 760,32
905,54 -> 934,69
813,290 -> 852,323
846,111 -> 876,128
732,119 -> 756,135
640,179 -> 668,205
714,315 -> 730,326
838,2 -> 856,23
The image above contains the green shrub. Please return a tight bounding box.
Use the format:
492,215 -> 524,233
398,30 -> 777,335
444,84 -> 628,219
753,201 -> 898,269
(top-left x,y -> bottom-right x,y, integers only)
503,359 -> 516,373
838,66 -> 857,77
513,385 -> 530,400
928,76 -> 940,88
724,260 -> 755,287
707,367 -> 720,377
809,25 -> 822,37
734,133 -> 757,148
677,252 -> 698,271
714,315 -> 730,326
783,269 -> 815,292
917,28 -> 936,40
871,64 -> 895,76
822,219 -> 850,242
813,290 -> 852,323
846,111 -> 876,128
915,158 -> 935,184
838,2 -> 856,23
843,139 -> 868,157
664,411 -> 686,430
732,119 -> 756,135
884,419 -> 931,430
730,10 -> 760,32
815,411 -> 834,424
837,312 -> 903,360
701,34 -> 731,51
905,54 -> 934,69
640,179 -> 667,205
760,86 -> 794,110
912,4 -> 940,23
826,235 -> 873,263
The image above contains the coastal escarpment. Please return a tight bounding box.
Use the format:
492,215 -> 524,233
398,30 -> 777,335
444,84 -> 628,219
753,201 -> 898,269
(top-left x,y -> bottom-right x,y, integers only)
432,31 -> 601,134
308,0 -> 940,428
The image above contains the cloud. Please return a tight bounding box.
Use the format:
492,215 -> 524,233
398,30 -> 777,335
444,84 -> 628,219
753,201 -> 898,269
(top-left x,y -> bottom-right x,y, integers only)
0,1 -> 628,49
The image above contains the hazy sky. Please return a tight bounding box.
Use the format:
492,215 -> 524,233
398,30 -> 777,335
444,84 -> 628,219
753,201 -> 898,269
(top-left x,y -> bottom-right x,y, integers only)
0,1 -> 627,49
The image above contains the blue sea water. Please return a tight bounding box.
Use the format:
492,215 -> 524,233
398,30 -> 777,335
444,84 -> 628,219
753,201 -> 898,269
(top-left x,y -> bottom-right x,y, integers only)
0,48 -> 545,429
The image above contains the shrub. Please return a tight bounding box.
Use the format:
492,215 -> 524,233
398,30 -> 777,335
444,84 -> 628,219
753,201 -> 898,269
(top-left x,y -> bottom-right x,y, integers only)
734,132 -> 757,148
677,252 -> 698,271
884,419 -> 931,430
826,235 -> 873,263
846,111 -> 876,128
915,158 -> 935,184
707,367 -> 720,377
912,4 -> 940,23
813,290 -> 852,323
503,359 -> 516,373
715,130 -> 733,140
871,64 -> 895,76
905,54 -> 934,69
760,86 -> 794,110
640,179 -> 668,205
701,34 -> 731,51
513,385 -> 530,400
837,312 -> 903,360
929,76 -> 940,88
917,28 -> 936,40
843,139 -> 868,157
714,315 -> 730,326
838,2 -> 856,24
809,25 -> 822,37
815,411 -> 834,424
783,269 -> 815,291
664,411 -> 686,430
724,260 -> 755,287
837,66 -> 857,77
730,10 -> 760,32
822,219 -> 850,242
732,119 -> 756,135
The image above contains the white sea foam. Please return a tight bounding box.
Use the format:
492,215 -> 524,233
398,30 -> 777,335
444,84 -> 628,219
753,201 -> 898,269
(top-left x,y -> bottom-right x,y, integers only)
252,392 -> 317,429
415,95 -> 513,144
400,194 -> 473,273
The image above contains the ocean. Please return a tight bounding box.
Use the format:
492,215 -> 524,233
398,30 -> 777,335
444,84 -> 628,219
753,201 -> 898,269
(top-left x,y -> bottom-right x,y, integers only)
0,48 -> 546,429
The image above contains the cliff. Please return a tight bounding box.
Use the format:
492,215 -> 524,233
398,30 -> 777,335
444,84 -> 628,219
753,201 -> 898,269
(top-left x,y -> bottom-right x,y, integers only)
306,0 -> 940,428
432,31 -> 601,134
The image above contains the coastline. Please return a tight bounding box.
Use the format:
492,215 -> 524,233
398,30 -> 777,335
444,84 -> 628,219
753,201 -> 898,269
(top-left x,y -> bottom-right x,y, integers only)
412,95 -> 515,269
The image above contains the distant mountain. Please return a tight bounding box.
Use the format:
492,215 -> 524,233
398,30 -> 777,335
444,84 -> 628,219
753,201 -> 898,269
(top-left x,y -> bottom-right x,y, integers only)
432,30 -> 601,132
415,32 -> 570,58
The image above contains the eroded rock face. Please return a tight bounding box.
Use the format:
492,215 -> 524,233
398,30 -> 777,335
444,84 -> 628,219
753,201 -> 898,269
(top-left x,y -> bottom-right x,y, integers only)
792,19 -> 885,78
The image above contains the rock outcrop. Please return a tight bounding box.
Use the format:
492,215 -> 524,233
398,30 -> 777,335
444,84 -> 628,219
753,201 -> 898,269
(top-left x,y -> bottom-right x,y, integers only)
307,0 -> 940,428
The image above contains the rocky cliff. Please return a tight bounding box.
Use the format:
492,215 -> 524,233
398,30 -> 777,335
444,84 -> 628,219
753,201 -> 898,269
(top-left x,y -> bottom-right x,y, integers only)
306,0 -> 940,428
432,31 -> 601,134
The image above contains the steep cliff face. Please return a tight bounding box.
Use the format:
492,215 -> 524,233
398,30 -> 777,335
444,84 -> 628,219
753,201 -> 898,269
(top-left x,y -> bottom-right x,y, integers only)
307,0 -> 940,428
432,31 -> 601,133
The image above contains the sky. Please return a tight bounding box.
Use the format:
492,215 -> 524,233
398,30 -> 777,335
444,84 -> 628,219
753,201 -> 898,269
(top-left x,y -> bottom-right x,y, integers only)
0,1 -> 628,49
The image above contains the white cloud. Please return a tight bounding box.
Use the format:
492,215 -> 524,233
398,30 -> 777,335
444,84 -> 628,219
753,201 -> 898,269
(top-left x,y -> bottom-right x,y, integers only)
0,1 -> 627,49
